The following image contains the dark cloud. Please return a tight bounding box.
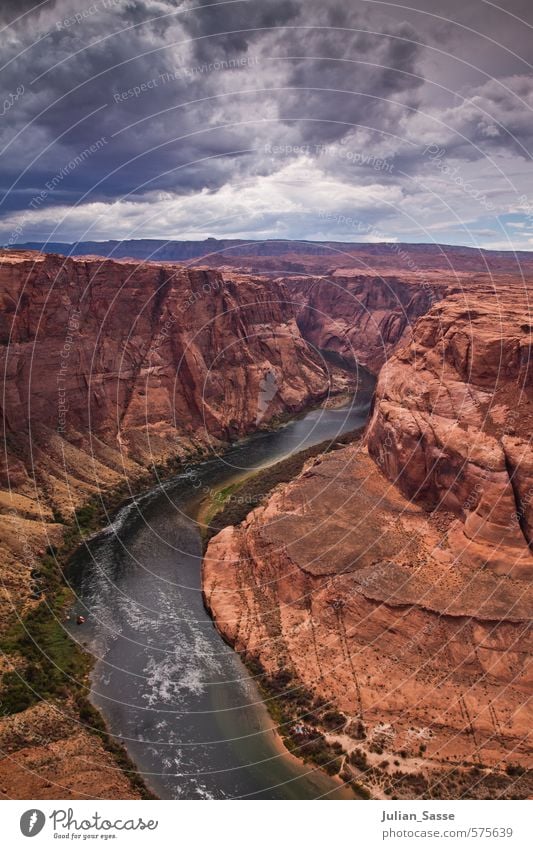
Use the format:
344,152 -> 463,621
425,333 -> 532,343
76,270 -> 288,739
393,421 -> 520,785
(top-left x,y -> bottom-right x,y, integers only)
0,0 -> 57,23
0,0 -> 532,246
178,0 -> 301,61
272,19 -> 424,145
0,0 -> 426,212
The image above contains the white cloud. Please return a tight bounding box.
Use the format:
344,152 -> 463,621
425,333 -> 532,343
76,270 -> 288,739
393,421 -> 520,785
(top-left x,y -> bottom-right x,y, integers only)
2,157 -> 403,242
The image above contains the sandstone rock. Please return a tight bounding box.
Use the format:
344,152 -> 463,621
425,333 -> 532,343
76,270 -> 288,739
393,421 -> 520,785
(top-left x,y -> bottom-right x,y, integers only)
0,250 -> 335,801
289,271 -> 452,372
204,446 -> 533,786
367,292 -> 533,578
0,249 -> 332,622
0,700 -> 140,800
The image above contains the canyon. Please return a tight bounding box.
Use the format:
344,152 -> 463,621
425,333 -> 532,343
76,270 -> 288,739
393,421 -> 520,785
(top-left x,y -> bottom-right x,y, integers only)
0,243 -> 532,799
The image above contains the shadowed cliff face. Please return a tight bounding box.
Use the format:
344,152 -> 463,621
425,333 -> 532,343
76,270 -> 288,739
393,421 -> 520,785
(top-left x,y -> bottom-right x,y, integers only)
0,249 -> 336,800
0,250 -> 333,629
0,252 -> 329,466
289,271 -> 456,373
0,250 -> 332,479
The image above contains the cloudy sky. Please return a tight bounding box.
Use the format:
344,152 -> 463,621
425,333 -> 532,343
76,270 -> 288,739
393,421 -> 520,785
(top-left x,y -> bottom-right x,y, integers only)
1,0 -> 533,248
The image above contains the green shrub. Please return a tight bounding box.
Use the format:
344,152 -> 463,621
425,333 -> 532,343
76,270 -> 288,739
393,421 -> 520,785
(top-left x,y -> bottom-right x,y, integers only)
0,597 -> 91,714
321,709 -> 347,731
349,748 -> 369,770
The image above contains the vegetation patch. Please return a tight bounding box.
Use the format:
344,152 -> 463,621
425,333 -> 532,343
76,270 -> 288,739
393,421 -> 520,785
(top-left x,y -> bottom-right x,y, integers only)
244,654 -> 353,782
0,550 -> 91,715
203,427 -> 364,549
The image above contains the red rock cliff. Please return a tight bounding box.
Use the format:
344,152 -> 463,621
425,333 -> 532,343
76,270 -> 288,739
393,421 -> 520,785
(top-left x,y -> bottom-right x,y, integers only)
0,249 -> 333,800
204,283 -> 533,798
289,270 -> 455,373
367,291 -> 533,578
0,250 -> 332,622
0,252 -> 329,466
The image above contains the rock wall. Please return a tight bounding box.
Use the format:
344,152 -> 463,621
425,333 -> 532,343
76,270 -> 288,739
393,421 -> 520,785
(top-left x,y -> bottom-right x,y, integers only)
289,271 -> 456,373
1,252 -> 329,469
0,248 -> 328,514
0,249 -> 333,800
204,443 -> 533,796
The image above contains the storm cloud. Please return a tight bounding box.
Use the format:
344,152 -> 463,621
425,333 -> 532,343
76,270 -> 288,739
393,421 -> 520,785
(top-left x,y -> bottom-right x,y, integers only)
1,0 -> 532,248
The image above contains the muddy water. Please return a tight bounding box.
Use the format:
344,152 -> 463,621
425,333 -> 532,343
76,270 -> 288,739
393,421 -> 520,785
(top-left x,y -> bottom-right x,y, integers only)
67,370 -> 374,799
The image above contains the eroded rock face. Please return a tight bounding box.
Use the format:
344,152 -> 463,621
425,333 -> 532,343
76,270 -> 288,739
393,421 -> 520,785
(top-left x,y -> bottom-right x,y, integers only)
289,271 -> 454,373
367,292 -> 533,579
0,251 -> 329,470
0,250 -> 332,800
0,249 -> 331,601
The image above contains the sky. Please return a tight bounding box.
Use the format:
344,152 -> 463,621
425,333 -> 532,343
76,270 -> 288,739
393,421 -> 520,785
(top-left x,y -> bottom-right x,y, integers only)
1,0 -> 533,249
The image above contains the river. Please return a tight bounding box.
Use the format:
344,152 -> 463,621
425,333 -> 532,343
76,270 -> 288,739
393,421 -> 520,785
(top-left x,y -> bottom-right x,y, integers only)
67,369 -> 374,799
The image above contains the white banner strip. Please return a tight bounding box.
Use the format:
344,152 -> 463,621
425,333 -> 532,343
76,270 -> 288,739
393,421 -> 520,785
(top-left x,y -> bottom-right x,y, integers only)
3,799 -> 531,848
